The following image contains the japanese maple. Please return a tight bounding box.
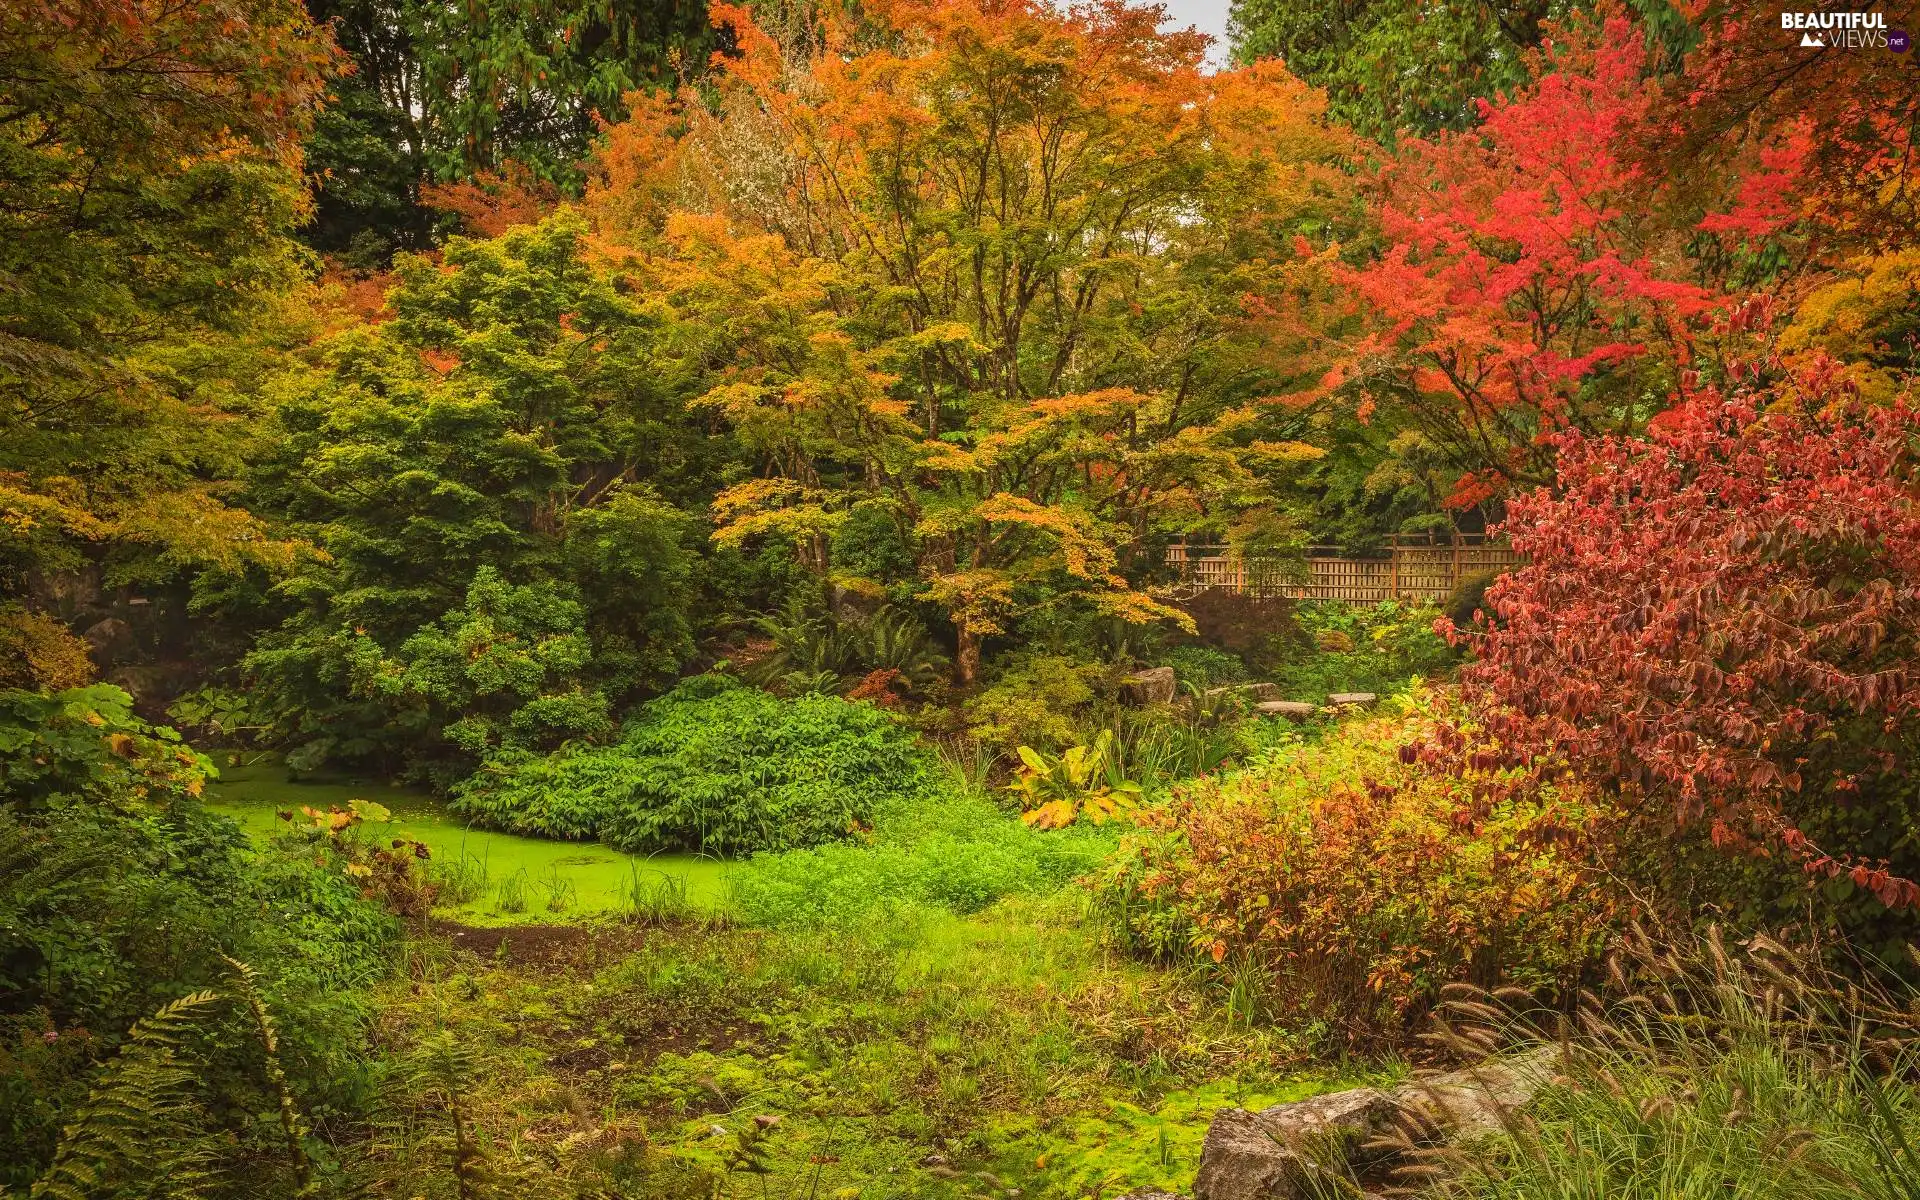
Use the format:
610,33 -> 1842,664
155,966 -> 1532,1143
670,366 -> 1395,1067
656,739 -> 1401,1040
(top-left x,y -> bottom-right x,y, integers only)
592,0 -> 1356,681
1327,11 -> 1827,513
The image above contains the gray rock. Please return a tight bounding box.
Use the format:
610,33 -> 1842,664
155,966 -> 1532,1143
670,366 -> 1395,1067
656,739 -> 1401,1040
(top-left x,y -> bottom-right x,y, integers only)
1254,700 -> 1318,719
1123,665 -> 1178,705
1387,1045 -> 1559,1140
1326,692 -> 1378,707
1191,1049 -> 1560,1198
83,617 -> 136,665
1193,1088 -> 1391,1200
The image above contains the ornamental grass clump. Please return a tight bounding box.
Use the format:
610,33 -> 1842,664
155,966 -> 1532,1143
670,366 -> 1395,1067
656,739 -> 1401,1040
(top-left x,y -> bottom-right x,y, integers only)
1398,926 -> 1920,1200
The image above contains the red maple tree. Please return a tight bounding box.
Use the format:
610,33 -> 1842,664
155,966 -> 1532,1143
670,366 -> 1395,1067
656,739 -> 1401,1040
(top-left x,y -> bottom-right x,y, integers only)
1327,10 -> 1824,511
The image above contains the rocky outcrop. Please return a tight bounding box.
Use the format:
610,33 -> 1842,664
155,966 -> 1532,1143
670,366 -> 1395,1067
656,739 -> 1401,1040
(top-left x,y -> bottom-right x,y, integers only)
1191,1048 -> 1559,1200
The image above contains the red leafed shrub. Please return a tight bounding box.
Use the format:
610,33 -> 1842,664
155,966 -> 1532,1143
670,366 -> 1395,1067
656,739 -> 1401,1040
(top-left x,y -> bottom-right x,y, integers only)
1453,371 -> 1920,919
1096,690 -> 1619,1045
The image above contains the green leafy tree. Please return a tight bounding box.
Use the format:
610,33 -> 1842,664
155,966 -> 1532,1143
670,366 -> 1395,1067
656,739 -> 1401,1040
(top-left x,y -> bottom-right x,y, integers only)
373,567 -> 613,762
1228,0 -> 1552,140
1228,0 -> 1696,142
304,0 -> 724,261
244,214 -> 705,782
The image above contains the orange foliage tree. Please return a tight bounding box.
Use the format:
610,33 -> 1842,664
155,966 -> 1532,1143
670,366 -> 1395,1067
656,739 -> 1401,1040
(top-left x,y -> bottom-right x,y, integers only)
590,0 -> 1356,681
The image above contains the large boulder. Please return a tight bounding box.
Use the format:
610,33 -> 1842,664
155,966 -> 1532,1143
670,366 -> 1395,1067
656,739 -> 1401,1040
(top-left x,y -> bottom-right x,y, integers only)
83,616 -> 137,666
1192,1048 -> 1559,1200
1192,1088 -> 1393,1200
1389,1046 -> 1558,1140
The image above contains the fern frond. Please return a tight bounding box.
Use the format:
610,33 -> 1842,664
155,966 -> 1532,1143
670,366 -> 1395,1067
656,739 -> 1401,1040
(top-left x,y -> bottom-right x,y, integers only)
31,990 -> 223,1200
221,955 -> 316,1196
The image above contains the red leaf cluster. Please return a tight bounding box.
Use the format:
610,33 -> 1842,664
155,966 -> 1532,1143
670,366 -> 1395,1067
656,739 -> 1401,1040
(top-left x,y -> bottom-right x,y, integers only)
1455,366 -> 1920,903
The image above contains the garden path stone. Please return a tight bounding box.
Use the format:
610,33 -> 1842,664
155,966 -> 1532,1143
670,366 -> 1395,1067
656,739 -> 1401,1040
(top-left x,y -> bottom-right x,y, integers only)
1254,700 -> 1318,719
1205,683 -> 1280,703
1326,692 -> 1378,707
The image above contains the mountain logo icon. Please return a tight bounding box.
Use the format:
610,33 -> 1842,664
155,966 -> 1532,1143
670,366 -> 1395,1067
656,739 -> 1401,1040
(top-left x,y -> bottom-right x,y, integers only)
1800,30 -> 1826,47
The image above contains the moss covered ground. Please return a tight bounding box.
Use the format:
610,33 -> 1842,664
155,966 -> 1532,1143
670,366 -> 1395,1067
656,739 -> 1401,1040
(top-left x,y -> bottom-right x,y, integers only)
205,760 -> 732,924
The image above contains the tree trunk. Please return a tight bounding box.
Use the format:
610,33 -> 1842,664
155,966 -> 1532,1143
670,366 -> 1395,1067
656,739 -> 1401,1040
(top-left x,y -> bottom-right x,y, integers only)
955,623 -> 981,687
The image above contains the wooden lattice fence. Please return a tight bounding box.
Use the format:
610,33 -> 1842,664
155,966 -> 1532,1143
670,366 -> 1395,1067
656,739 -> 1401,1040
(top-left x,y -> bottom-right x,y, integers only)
1163,537 -> 1521,606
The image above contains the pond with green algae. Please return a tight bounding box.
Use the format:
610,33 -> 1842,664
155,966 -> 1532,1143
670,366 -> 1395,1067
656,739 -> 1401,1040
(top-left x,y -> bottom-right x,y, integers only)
204,760 -> 732,925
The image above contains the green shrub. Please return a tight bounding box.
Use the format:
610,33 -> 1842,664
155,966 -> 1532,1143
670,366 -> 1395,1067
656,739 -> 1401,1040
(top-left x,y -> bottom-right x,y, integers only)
1159,645 -> 1250,690
1269,600 -> 1457,702
1442,568 -> 1502,631
452,677 -> 939,855
964,652 -> 1112,751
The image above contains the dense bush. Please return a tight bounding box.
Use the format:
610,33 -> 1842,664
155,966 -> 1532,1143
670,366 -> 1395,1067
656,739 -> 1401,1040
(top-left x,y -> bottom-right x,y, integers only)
452,678 -> 940,855
1159,645 -> 1251,690
1269,600 -> 1457,702
1096,689 -> 1618,1044
964,652 -> 1114,752
1455,385 -> 1920,956
0,686 -> 396,1191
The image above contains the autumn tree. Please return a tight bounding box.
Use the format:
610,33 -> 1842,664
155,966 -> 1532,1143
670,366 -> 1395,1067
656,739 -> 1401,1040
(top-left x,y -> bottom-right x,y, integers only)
593,0 -> 1356,682
0,0 -> 338,686
1321,12 -> 1820,514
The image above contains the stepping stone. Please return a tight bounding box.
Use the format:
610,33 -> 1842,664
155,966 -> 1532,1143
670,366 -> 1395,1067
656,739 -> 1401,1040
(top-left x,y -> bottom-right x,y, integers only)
1205,683 -> 1279,702
1326,692 -> 1378,707
1255,701 -> 1318,719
